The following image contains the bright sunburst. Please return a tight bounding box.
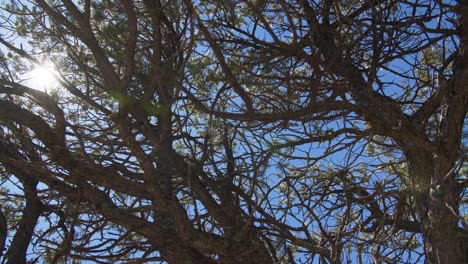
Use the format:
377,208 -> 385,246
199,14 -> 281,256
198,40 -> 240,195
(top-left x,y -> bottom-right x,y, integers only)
27,61 -> 58,92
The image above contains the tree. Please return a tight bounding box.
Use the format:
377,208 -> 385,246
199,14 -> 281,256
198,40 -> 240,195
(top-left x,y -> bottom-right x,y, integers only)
0,0 -> 466,263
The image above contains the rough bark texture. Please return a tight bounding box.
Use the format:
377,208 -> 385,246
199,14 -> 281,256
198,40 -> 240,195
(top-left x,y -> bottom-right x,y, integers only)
409,156 -> 466,264
408,3 -> 468,262
416,3 -> 468,263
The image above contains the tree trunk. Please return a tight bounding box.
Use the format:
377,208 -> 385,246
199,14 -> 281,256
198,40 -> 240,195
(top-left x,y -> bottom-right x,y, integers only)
415,2 -> 468,262
415,188 -> 466,263
409,156 -> 467,264
5,184 -> 43,264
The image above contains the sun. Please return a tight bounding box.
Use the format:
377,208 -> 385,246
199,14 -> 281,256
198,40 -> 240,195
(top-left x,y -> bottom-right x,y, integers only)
28,61 -> 58,92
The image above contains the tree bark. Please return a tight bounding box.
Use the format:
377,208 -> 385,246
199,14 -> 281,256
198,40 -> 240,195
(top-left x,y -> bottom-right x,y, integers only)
0,206 -> 7,257
409,155 -> 467,264
415,190 -> 466,264
4,179 -> 43,264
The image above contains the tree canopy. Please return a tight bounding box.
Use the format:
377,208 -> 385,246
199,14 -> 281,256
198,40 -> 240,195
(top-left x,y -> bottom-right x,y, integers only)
0,0 -> 466,263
